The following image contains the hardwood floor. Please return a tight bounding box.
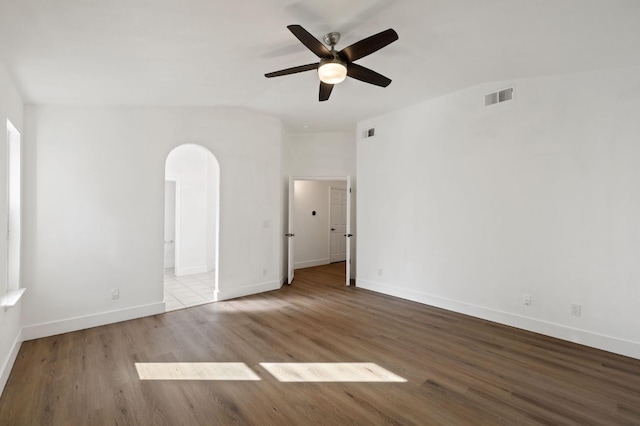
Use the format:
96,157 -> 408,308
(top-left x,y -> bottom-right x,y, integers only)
2,262 -> 640,425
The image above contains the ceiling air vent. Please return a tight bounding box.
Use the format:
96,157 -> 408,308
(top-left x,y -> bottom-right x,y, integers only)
362,127 -> 376,139
485,86 -> 514,106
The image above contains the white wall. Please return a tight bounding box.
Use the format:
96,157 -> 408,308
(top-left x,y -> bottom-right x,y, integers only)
163,181 -> 176,268
206,153 -> 218,272
282,131 -> 357,280
293,180 -> 346,269
22,106 -> 282,339
357,66 -> 640,359
0,61 -> 24,394
284,131 -> 356,178
166,144 -> 218,276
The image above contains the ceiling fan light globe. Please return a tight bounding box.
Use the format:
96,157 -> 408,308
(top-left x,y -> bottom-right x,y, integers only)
318,62 -> 347,84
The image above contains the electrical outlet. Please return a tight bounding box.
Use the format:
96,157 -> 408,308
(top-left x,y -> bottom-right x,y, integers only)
377,268 -> 383,276
523,294 -> 531,306
111,288 -> 120,300
262,268 -> 267,276
571,303 -> 581,316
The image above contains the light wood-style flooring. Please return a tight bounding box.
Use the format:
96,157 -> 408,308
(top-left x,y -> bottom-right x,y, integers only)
1,262 -> 640,425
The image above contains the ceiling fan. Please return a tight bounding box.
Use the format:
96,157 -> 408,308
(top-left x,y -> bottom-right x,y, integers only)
265,25 -> 399,101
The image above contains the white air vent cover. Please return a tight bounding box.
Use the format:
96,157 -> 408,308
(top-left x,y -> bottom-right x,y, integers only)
485,86 -> 514,106
362,128 -> 375,138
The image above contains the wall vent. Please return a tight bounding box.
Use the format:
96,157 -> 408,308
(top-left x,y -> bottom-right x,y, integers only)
485,86 -> 514,106
362,128 -> 376,139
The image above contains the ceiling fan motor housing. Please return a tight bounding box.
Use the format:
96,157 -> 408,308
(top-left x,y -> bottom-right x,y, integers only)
323,32 -> 341,48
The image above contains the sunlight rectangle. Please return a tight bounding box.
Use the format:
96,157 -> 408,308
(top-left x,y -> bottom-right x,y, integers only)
135,362 -> 261,381
260,362 -> 407,383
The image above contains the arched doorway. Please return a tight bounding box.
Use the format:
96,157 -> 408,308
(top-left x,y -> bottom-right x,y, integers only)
164,144 -> 219,311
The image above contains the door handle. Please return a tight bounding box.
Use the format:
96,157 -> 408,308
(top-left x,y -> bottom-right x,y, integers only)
344,234 -> 353,237
331,228 -> 336,231
285,233 -> 295,237
164,240 -> 174,243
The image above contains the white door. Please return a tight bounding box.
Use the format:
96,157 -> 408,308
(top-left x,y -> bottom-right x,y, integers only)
345,176 -> 352,287
329,188 -> 347,263
164,180 -> 176,268
287,177 -> 295,284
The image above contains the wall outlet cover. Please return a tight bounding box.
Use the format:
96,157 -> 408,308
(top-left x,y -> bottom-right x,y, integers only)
571,303 -> 581,316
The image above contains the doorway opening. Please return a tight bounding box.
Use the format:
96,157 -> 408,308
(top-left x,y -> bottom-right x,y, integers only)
164,144 -> 219,311
287,176 -> 353,286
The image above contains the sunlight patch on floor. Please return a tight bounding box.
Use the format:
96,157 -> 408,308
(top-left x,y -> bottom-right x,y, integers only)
135,362 -> 261,381
260,362 -> 407,383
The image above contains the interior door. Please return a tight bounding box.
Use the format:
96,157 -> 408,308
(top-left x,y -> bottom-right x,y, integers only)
164,180 -> 176,268
329,187 -> 347,263
345,176 -> 352,286
287,177 -> 295,284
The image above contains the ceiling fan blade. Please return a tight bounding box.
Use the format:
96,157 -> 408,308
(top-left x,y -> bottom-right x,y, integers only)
339,28 -> 398,62
265,63 -> 319,78
319,82 -> 334,101
347,63 -> 392,87
287,25 -> 331,58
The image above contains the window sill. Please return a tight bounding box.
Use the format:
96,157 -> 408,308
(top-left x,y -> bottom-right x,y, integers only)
1,288 -> 26,308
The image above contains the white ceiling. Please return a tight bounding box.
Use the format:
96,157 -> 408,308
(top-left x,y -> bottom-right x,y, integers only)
1,0 -> 639,131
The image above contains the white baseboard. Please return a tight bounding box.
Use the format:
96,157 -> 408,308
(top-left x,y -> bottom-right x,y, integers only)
176,265 -> 208,276
357,279 -> 640,360
294,258 -> 330,270
0,330 -> 23,397
216,280 -> 281,302
21,302 -> 166,341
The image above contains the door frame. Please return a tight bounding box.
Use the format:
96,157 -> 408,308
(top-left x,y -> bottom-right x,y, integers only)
288,176 -> 353,286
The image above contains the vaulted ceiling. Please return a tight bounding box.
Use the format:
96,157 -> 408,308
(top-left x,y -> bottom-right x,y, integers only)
1,0 -> 639,131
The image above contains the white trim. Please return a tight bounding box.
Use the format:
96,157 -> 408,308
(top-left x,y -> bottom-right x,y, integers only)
21,302 -> 166,341
357,279 -> 640,360
0,329 -> 22,397
215,280 -> 281,302
294,258 -> 330,270
175,265 -> 208,276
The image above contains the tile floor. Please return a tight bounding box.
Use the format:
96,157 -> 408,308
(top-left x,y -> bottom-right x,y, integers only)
164,268 -> 216,312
